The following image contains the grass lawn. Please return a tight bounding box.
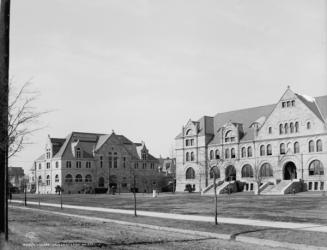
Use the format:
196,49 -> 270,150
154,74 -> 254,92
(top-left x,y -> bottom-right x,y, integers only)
12,191 -> 327,225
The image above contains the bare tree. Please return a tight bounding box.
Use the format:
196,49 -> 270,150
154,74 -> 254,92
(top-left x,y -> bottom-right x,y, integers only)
253,162 -> 262,195
211,166 -> 220,225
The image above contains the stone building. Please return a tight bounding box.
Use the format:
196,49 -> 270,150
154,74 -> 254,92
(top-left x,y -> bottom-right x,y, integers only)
175,88 -> 327,194
33,131 -> 162,194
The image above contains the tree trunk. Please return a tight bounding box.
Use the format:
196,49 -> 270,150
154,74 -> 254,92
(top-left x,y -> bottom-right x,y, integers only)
133,175 -> 137,217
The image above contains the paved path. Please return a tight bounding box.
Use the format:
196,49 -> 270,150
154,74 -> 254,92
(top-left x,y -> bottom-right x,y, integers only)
11,199 -> 327,233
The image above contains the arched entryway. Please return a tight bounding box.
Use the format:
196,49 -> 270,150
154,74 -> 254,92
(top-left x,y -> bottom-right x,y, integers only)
284,161 -> 297,180
225,165 -> 236,181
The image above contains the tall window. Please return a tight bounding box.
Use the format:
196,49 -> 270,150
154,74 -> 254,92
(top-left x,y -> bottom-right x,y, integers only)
46,162 -> 50,169
279,124 -> 283,134
123,157 -> 126,168
280,143 -> 285,154
209,150 -> 214,160
98,177 -> 104,187
75,174 -> 83,182
46,148 -> 51,159
266,144 -> 272,155
260,163 -> 273,177
190,152 -> 194,161
39,163 -> 41,170
295,122 -> 299,132
55,175 -> 59,182
241,164 -> 253,178
294,142 -> 300,154
290,122 -> 294,133
307,122 -> 311,130
317,139 -> 323,152
225,148 -> 230,159
231,148 -> 236,158
241,147 -> 246,158
46,175 -> 50,185
100,156 -> 103,168
185,167 -> 195,179
76,161 -> 81,168
247,146 -> 253,157
225,130 -> 235,143
309,160 -> 324,175
309,140 -> 314,153
186,152 -> 189,161
142,151 -> 147,160
114,157 -> 118,168
65,174 -> 72,183
268,127 -> 272,134
284,123 -> 289,134
260,145 -> 265,156
215,149 -> 220,159
76,148 -> 81,158
85,175 -> 92,183
55,162 -> 59,168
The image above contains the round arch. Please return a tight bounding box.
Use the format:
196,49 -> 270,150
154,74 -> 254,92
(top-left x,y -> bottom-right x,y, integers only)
225,165 -> 236,181
283,161 -> 297,180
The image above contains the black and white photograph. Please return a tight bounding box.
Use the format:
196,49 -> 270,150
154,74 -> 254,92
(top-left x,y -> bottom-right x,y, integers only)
1,0 -> 327,249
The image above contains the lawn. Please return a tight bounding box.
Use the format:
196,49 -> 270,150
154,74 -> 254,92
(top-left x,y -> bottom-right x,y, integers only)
12,192 -> 327,225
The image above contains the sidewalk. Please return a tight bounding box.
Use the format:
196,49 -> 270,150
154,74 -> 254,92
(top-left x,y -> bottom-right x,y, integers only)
11,199 -> 327,233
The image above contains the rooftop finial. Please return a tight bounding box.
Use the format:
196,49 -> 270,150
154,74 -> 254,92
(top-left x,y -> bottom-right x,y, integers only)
287,85 -> 290,89
112,129 -> 115,134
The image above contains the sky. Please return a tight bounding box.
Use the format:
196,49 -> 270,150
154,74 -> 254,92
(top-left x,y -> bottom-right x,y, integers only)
9,0 -> 327,173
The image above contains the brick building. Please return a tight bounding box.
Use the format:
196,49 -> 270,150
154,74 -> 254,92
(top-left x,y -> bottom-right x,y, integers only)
175,87 -> 327,194
33,131 -> 163,194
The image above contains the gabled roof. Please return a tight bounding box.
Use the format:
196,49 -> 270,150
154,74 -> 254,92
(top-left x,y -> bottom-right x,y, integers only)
315,95 -> 327,121
35,153 -> 45,162
175,116 -> 214,139
295,94 -> 325,122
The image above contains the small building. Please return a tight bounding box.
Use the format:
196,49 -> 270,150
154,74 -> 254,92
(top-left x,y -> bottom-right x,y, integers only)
8,167 -> 25,189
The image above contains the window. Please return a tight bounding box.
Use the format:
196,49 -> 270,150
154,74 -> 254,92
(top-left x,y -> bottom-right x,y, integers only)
46,148 -> 51,159
225,130 -> 235,143
190,139 -> 194,146
46,162 -> 50,169
151,163 -> 155,169
123,157 -> 126,168
260,163 -> 273,177
114,157 -> 118,168
75,174 -> 83,182
185,129 -> 192,135
321,182 -> 324,191
65,174 -> 72,183
268,127 -> 272,134
282,102 -> 286,108
231,148 -> 235,158
38,176 -> 42,182
317,139 -> 323,152
309,182 -> 312,190
86,161 -> 91,168
291,100 -> 295,106
241,147 -> 246,158
55,162 -> 59,168
290,123 -> 294,133
247,146 -> 253,157
307,122 -> 311,130
209,150 -> 214,160
287,101 -> 291,107
186,152 -> 189,162
76,148 -> 81,158
266,144 -> 272,156
190,152 -> 194,161
134,162 -> 139,169
284,123 -> 289,134
76,161 -> 81,168
100,156 -> 103,168
186,167 -> 195,179
215,149 -> 220,159
143,163 -> 146,169
209,167 -> 220,179
85,175 -> 92,183
295,122 -> 299,133
39,163 -> 41,170
185,139 -> 189,146
309,140 -> 314,153
66,161 -> 71,168
241,164 -> 253,178
55,174 -> 59,182
98,177 -> 104,187
294,142 -> 300,154
279,124 -> 283,135
260,145 -> 265,156
280,143 -> 285,154
225,148 -> 230,159
314,182 -> 318,190
46,175 -> 50,185
309,160 -> 324,175
142,152 -> 147,160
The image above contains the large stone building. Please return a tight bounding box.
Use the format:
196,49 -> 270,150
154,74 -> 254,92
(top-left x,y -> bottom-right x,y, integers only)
33,131 -> 163,194
175,88 -> 327,194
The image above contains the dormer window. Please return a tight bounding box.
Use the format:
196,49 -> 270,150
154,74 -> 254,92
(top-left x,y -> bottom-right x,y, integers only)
76,148 -> 81,158
185,129 -> 192,136
142,151 -> 147,160
225,130 -> 235,143
46,148 -> 51,159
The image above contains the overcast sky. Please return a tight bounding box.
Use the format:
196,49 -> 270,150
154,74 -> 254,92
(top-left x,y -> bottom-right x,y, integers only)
9,0 -> 327,173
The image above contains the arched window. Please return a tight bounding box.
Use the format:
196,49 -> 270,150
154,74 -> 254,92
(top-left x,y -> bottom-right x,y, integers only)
290,122 -> 294,133
85,175 -> 92,183
260,163 -> 273,177
186,167 -> 195,179
65,174 -> 72,183
209,167 -> 220,179
225,130 -> 235,143
294,142 -> 300,154
280,143 -> 285,154
309,160 -> 324,175
190,152 -> 194,161
284,123 -> 289,134
241,164 -> 253,178
317,140 -> 323,152
209,150 -> 214,160
247,146 -> 253,157
75,174 -> 83,183
268,127 -> 272,134
215,149 -> 220,159
38,176 -> 42,182
98,177 -> 105,187
309,140 -> 314,153
55,162 -> 59,168
225,148 -> 230,159
231,148 -> 235,158
76,148 -> 81,158
307,122 -> 311,130
260,145 -> 265,156
267,144 -> 272,155
241,147 -> 246,158
55,174 -> 59,182
46,175 -> 50,185
186,129 -> 192,135
186,152 -> 189,161
279,124 -> 283,134
295,122 -> 299,132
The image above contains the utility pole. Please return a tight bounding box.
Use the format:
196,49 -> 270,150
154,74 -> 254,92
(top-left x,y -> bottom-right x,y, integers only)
0,0 -> 10,241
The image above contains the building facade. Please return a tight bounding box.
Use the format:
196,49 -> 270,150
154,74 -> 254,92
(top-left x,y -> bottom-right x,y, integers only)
33,131 -> 163,194
175,88 -> 327,194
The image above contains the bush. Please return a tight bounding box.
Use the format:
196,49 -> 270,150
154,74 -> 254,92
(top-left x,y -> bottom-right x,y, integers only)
184,184 -> 194,193
94,187 -> 108,194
